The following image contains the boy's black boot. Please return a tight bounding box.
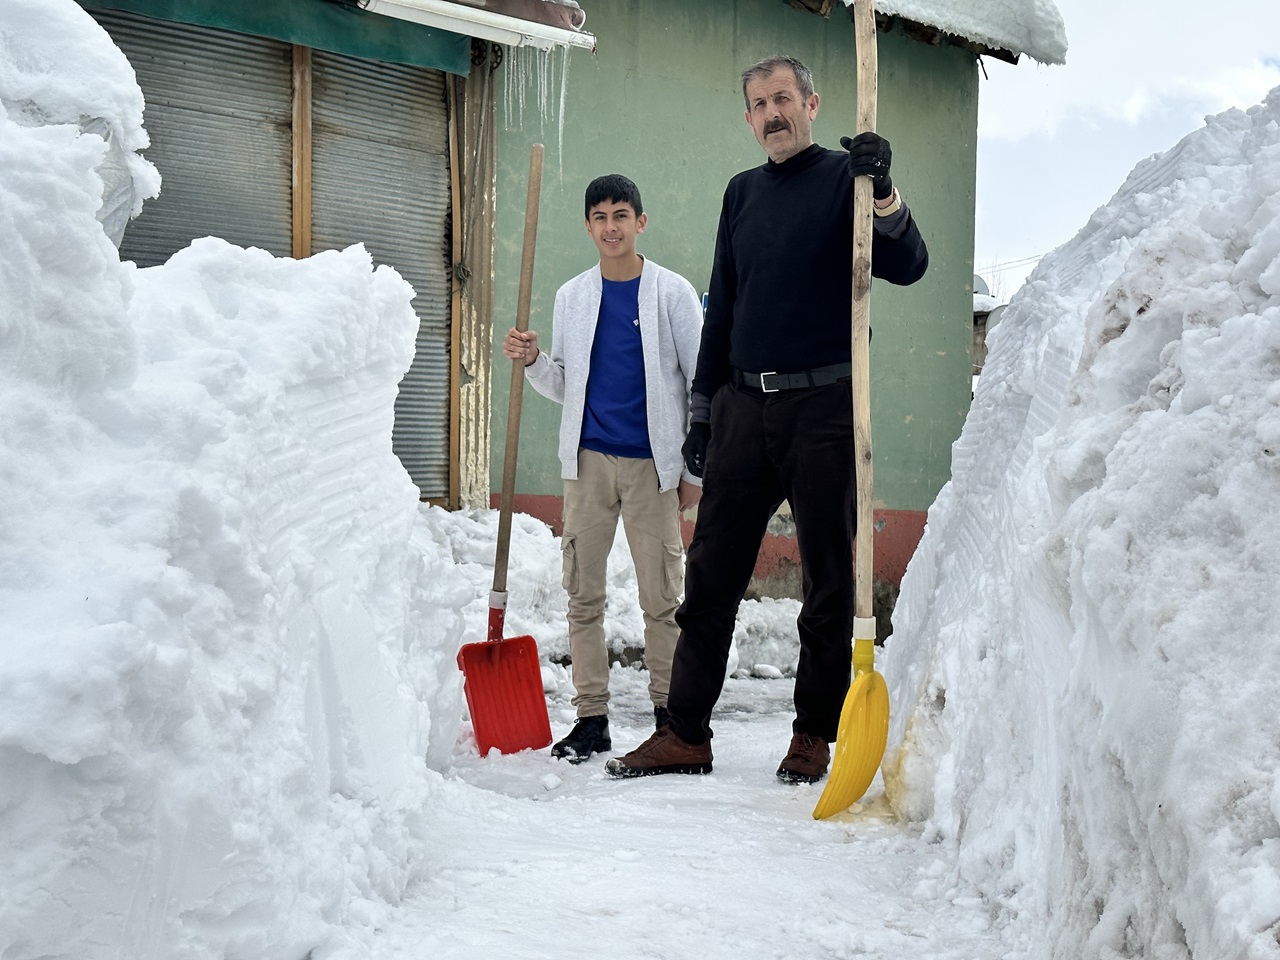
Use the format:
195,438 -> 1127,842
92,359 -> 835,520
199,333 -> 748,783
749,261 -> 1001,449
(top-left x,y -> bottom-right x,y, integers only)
551,715 -> 611,763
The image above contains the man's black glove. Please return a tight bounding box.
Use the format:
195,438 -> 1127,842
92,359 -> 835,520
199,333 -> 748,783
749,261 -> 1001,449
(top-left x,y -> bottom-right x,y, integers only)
840,132 -> 893,200
682,422 -> 710,479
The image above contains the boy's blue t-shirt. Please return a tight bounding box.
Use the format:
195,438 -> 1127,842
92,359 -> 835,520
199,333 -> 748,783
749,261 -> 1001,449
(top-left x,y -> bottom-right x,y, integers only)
579,275 -> 651,460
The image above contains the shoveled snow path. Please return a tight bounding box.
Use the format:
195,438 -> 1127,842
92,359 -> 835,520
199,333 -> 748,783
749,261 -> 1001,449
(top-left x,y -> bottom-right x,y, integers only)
332,668 -> 1020,960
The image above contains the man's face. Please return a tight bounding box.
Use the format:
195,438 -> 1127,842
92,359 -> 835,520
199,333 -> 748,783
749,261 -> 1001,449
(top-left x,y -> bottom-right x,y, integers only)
744,67 -> 820,163
585,199 -> 646,262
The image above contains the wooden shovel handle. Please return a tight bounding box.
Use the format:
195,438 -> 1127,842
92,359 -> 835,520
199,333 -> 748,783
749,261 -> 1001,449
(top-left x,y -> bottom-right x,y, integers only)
493,143 -> 544,595
851,0 -> 877,623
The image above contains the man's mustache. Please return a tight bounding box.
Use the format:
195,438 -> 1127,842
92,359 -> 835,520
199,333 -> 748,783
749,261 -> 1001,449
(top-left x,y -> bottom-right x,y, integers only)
763,119 -> 790,135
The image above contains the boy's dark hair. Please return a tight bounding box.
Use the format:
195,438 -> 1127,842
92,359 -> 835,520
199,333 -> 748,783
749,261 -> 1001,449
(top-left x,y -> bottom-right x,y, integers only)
584,174 -> 643,219
741,55 -> 814,107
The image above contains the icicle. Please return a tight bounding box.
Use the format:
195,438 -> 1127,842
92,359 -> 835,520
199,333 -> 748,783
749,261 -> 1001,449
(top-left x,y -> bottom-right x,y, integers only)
536,46 -> 545,128
556,45 -> 570,178
520,45 -> 529,126
519,46 -> 528,129
501,45 -> 513,130
499,43 -> 577,183
545,46 -> 555,129
501,46 -> 515,127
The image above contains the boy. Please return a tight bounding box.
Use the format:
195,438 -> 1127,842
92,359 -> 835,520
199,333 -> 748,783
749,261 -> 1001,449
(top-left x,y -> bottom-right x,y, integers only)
502,174 -> 703,762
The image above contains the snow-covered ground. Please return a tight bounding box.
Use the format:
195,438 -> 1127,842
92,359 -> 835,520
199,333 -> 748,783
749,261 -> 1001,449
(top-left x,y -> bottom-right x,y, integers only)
3,3 -> 1279,959
341,668 -> 1019,960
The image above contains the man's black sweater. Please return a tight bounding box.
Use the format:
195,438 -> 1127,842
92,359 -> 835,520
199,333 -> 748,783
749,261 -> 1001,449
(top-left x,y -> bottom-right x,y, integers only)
693,143 -> 929,399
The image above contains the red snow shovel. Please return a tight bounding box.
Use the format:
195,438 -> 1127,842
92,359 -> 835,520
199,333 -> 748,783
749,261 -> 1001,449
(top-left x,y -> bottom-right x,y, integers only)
814,0 -> 891,820
456,144 -> 552,757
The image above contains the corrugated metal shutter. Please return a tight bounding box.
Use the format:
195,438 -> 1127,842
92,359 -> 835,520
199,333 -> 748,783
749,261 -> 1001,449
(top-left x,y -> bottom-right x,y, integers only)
89,10 -> 293,265
85,11 -> 453,500
311,52 -> 452,500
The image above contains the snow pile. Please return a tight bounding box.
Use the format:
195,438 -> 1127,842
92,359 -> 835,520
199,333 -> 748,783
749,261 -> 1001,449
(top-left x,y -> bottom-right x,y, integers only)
884,88 -> 1280,957
0,0 -> 159,243
0,4 -> 478,957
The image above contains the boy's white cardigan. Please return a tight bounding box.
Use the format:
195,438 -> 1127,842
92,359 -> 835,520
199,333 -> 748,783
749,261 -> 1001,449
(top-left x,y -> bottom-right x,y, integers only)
524,257 -> 703,492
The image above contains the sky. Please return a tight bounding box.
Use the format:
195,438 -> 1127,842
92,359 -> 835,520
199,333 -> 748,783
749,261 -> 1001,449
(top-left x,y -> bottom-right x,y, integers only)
974,0 -> 1280,299
3,2 -> 1280,958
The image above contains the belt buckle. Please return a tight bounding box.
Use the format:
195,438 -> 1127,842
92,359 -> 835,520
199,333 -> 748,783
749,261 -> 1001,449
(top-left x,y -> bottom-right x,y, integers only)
759,371 -> 779,393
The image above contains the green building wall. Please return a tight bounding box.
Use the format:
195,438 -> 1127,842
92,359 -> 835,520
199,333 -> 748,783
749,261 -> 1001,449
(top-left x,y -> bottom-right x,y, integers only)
490,0 -> 977,588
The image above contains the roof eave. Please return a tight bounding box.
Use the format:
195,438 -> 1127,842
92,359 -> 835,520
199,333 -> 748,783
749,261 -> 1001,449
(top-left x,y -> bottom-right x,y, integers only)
786,1 -> 1022,65
876,12 -> 1020,66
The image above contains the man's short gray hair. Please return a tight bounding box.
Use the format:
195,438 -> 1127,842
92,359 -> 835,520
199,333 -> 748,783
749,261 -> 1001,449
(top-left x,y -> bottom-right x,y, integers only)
740,56 -> 815,107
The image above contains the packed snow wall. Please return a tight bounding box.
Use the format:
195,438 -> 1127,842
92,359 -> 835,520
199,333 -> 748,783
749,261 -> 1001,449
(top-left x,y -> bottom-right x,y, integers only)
883,89 -> 1280,958
0,2 -> 470,956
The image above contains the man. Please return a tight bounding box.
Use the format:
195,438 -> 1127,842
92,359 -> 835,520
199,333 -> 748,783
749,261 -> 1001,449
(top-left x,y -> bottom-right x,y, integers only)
503,174 -> 703,762
607,56 -> 928,782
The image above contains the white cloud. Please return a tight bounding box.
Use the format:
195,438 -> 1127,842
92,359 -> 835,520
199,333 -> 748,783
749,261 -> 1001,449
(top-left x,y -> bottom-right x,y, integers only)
974,0 -> 1280,296
979,0 -> 1280,141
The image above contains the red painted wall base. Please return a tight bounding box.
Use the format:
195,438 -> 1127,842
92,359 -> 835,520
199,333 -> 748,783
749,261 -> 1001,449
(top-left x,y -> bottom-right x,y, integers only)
493,493 -> 926,596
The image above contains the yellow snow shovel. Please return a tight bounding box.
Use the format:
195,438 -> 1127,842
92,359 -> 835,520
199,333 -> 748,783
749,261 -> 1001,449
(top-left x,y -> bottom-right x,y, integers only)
813,0 -> 890,821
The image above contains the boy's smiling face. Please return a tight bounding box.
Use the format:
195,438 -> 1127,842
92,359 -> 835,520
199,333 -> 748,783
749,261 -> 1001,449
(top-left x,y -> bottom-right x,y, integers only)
585,199 -> 646,265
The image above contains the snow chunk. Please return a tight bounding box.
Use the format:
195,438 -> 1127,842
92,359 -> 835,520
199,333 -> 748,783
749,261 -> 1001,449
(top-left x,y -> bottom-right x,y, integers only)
0,0 -> 160,243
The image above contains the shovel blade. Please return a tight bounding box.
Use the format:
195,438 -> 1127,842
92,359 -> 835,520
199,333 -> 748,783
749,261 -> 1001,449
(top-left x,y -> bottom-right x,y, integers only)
457,635 -> 552,756
813,669 -> 890,820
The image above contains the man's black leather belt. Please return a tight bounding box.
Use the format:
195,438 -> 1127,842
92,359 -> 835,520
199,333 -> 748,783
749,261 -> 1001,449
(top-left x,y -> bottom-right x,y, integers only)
730,363 -> 852,393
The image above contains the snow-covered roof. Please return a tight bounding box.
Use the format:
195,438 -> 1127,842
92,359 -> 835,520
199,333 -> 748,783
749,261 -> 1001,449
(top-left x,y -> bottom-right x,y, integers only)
973,292 -> 1004,314
862,0 -> 1067,65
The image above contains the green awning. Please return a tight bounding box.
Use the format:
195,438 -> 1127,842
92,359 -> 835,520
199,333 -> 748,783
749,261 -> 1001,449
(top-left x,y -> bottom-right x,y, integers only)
78,0 -> 472,74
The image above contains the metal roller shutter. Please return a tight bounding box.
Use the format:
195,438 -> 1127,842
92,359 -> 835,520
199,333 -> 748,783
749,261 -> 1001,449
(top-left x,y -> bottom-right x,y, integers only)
89,10 -> 294,265
311,51 -> 452,500
85,10 -> 454,501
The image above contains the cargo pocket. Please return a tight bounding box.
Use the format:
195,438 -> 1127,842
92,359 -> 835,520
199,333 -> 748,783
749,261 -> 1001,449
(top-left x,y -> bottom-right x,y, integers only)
661,539 -> 685,602
561,535 -> 579,595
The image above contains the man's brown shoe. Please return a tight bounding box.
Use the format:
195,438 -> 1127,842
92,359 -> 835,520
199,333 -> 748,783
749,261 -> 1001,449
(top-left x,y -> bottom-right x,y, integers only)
605,727 -> 713,778
776,733 -> 830,783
